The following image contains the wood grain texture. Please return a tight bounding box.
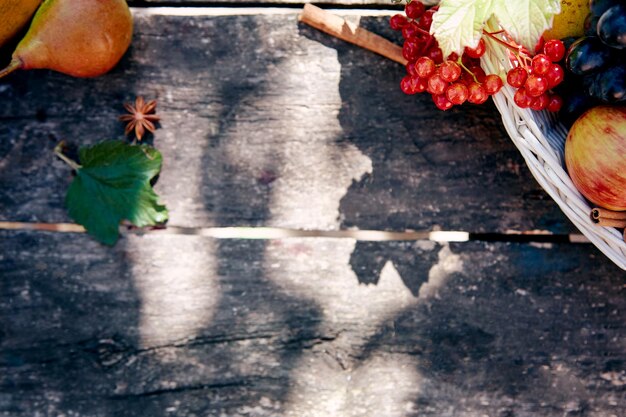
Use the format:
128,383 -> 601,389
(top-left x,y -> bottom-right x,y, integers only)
2,6 -> 623,417
2,231 -> 625,416
0,12 -> 572,233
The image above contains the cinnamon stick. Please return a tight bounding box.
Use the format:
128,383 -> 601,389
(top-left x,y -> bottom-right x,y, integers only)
592,218 -> 626,228
298,4 -> 407,66
591,207 -> 626,221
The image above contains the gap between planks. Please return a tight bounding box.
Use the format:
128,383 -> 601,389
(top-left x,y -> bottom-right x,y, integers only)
0,221 -> 590,244
129,6 -> 400,16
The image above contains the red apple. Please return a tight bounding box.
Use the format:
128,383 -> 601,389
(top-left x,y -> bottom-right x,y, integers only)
565,106 -> 626,211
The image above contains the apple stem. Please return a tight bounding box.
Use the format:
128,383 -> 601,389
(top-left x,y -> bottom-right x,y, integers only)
0,58 -> 22,79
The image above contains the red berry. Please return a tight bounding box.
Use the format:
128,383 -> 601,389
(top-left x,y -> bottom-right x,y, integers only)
507,66 -> 528,88
460,71 -> 474,86
402,22 -> 420,40
415,77 -> 428,93
483,74 -> 503,95
461,54 -> 480,68
468,65 -> 486,83
545,63 -> 564,88
406,61 -> 418,76
426,46 -> 444,64
439,60 -> 462,82
390,14 -> 408,30
401,76 -> 415,94
546,94 -> 563,112
427,73 -> 447,95
447,52 -> 459,62
467,82 -> 489,104
514,88 -> 533,108
401,75 -> 426,95
543,39 -> 565,62
530,93 -> 549,111
415,56 -> 436,78
415,31 -> 432,44
531,54 -> 551,75
417,9 -> 435,30
405,1 -> 426,19
446,83 -> 469,105
402,41 -> 421,62
524,74 -> 548,97
433,94 -> 454,111
464,38 -> 486,58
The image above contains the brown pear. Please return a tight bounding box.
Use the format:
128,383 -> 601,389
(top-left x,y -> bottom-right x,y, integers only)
0,0 -> 133,79
0,0 -> 43,47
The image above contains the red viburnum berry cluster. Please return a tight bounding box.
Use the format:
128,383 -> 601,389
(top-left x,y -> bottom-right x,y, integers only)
506,38 -> 566,112
391,1 -> 565,112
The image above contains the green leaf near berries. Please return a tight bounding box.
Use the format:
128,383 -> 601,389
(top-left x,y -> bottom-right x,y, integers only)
64,140 -> 168,245
430,0 -> 495,58
431,0 -> 561,58
492,0 -> 561,52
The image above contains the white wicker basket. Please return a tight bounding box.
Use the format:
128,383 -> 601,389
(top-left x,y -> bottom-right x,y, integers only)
300,4 -> 625,269
480,25 -> 626,270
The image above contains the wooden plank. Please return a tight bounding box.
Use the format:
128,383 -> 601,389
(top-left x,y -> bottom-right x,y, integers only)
127,1 -> 401,5
0,12 -> 572,233
2,230 -> 625,416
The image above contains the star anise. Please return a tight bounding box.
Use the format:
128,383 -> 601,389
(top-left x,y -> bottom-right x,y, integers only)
119,97 -> 160,141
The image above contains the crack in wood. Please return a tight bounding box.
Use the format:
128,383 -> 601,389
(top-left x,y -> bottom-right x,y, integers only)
127,2 -> 403,11
108,379 -> 258,399
136,333 -> 278,354
0,222 -> 589,244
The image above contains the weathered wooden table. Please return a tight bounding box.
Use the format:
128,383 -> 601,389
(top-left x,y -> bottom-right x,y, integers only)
1,2 -> 625,416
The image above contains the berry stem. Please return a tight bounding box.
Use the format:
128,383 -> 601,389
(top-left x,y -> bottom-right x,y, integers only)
458,60 -> 479,83
484,29 -> 505,35
482,28 -> 533,70
482,29 -> 520,53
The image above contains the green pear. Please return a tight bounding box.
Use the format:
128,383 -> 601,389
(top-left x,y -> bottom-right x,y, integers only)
0,0 -> 133,79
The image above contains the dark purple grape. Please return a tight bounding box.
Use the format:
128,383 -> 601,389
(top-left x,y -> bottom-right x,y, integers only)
561,36 -> 579,52
587,64 -> 626,103
584,13 -> 601,36
598,4 -> 626,49
566,36 -> 613,75
558,89 -> 598,128
590,0 -> 621,17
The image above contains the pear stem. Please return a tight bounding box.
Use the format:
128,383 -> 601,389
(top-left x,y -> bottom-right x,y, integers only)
0,58 -> 22,79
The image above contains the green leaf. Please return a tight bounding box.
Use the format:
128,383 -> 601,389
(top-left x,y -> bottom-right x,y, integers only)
492,0 -> 561,51
431,0 -> 495,58
64,140 -> 168,245
431,0 -> 560,58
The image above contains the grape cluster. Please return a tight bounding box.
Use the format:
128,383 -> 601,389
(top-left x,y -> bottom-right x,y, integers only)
506,39 -> 566,112
390,1 -> 503,111
566,0 -> 625,103
554,0 -> 625,127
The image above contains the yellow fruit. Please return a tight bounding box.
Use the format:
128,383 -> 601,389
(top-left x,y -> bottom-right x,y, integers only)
543,0 -> 589,40
0,0 -> 42,47
0,0 -> 133,79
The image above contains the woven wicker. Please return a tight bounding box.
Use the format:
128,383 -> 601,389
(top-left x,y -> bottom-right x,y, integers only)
480,23 -> 626,270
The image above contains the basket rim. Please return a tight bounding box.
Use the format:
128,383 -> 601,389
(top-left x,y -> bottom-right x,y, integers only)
481,29 -> 626,271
